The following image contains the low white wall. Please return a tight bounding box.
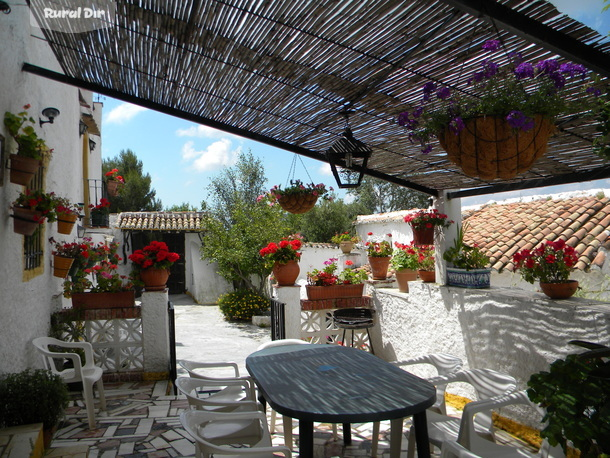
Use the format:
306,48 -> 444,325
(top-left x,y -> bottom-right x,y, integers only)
373,282 -> 610,425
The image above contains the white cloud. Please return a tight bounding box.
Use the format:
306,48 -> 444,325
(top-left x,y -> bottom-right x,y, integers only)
181,139 -> 240,172
176,125 -> 225,138
318,162 -> 333,176
105,103 -> 147,124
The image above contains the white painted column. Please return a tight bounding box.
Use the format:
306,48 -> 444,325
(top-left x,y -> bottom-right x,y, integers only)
434,191 -> 462,285
274,285 -> 301,339
141,291 -> 170,377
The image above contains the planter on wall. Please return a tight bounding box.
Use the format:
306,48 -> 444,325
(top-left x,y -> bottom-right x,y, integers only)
539,280 -> 579,300
71,290 -> 135,309
106,180 -> 123,197
339,241 -> 355,254
90,212 -> 109,227
411,225 -> 434,246
9,154 -> 40,186
446,267 -> 491,289
395,269 -> 418,293
12,206 -> 43,236
272,260 -> 300,286
57,213 -> 78,235
305,284 -> 364,300
140,268 -> 170,291
53,255 -> 74,278
368,256 -> 391,280
418,270 -> 436,283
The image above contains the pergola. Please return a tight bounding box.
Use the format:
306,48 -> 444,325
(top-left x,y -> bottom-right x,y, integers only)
26,0 -> 610,198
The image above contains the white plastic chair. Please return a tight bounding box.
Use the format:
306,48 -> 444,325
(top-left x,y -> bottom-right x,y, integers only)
371,353 -> 463,456
178,359 -> 256,400
32,336 -> 106,429
406,368 -> 518,458
176,376 -> 259,413
255,339 -> 310,448
439,390 -> 565,458
180,410 -> 292,457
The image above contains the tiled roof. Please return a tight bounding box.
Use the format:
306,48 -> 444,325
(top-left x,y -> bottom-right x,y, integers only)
463,195 -> 610,273
117,212 -> 204,232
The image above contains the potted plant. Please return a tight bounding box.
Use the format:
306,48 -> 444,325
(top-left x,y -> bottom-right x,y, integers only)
63,239 -> 135,308
415,244 -> 436,283
397,40 -> 602,180
11,189 -> 58,236
365,232 -> 393,280
49,237 -> 83,278
259,237 -> 302,286
390,242 -> 419,292
306,258 -> 367,300
53,196 -> 81,235
128,240 -> 181,291
88,198 -> 111,227
527,340 -> 610,457
3,104 -> 51,186
443,223 -> 491,288
0,369 -> 69,448
263,180 -> 332,214
403,209 -> 453,246
331,231 -> 360,253
104,168 -> 125,197
513,239 -> 579,299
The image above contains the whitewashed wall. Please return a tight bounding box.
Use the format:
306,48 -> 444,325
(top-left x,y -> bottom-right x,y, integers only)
0,9 -> 102,374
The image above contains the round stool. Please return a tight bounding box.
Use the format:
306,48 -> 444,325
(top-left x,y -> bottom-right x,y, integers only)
332,308 -> 375,354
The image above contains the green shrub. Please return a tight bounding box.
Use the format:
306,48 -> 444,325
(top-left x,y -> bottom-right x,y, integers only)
218,289 -> 269,321
0,369 -> 69,429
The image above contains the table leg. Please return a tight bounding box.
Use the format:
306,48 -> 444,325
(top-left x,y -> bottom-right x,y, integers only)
299,420 -> 314,458
413,411 -> 431,458
389,418 -> 403,458
342,423 -> 351,445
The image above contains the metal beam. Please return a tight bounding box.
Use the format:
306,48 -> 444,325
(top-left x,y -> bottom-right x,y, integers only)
446,166 -> 610,200
439,0 -> 610,78
22,62 -> 439,197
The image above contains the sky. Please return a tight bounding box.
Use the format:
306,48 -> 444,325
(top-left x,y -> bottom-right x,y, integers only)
100,1 -> 610,210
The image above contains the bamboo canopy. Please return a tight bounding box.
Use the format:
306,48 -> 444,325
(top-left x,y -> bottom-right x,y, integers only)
27,0 -> 610,197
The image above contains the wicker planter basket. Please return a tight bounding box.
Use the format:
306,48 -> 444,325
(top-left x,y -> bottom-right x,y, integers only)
277,193 -> 318,214
438,115 -> 554,180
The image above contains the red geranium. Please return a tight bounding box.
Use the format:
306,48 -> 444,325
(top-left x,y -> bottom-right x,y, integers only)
129,241 -> 180,271
513,239 -> 578,284
105,168 -> 125,184
260,236 -> 302,265
404,209 -> 453,230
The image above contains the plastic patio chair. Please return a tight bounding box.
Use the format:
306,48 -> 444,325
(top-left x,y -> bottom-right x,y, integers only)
406,368 -> 518,458
371,353 -> 463,456
178,359 -> 256,400
438,390 -> 566,458
176,376 -> 259,413
255,339 -> 311,448
180,409 -> 292,457
32,336 -> 106,429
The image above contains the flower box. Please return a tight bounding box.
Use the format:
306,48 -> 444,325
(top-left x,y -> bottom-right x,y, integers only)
446,268 -> 491,289
71,291 -> 135,309
306,284 -> 364,300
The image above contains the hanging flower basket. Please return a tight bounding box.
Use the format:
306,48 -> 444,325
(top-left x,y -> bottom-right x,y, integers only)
277,193 -> 318,214
12,207 -> 43,236
9,154 -> 41,186
53,255 -> 74,279
106,180 -> 123,197
437,115 -> 554,180
57,213 -> 78,235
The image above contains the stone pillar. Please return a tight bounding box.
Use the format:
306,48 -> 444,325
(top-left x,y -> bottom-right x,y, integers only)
274,285 -> 301,339
434,191 -> 462,285
141,290 -> 170,379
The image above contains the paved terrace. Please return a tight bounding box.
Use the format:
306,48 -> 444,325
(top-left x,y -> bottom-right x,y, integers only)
44,295 -> 536,457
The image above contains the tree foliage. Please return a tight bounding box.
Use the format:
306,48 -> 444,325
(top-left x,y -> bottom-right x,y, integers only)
200,152 -> 292,294
103,149 -> 162,212
165,202 -> 198,212
347,176 -> 430,214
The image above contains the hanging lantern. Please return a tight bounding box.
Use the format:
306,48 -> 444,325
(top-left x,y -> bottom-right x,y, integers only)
326,112 -> 372,188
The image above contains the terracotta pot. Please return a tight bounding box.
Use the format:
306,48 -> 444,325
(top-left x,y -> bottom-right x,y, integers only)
53,255 -> 74,278
418,270 -> 436,283
277,193 -> 318,214
368,256 -> 391,280
12,206 -> 44,236
71,290 -> 135,309
339,241 -> 355,254
411,225 -> 434,246
395,269 -> 418,292
272,260 -> 300,286
438,115 -> 554,180
106,180 -> 123,197
9,154 -> 41,186
57,213 -> 78,235
539,280 -> 579,300
140,268 -> 170,291
306,284 -> 364,300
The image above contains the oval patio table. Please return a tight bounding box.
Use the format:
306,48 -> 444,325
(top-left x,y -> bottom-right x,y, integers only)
246,343 -> 436,458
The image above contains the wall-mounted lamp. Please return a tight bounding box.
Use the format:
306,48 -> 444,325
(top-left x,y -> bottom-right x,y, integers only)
39,107 -> 60,127
77,224 -> 86,238
0,1 -> 11,14
79,120 -> 88,136
89,138 -> 96,152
